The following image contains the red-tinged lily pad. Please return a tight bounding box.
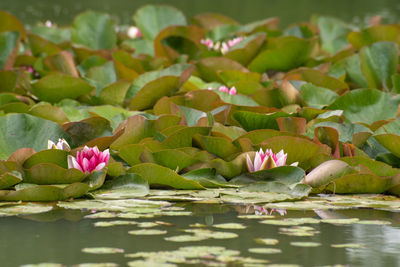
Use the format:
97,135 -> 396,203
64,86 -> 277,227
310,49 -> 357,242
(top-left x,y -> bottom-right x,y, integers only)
71,11 -> 116,50
27,33 -> 61,57
111,115 -> 155,150
260,136 -> 331,170
0,31 -> 20,70
154,25 -> 204,63
285,68 -> 349,91
62,116 -> 113,147
0,183 -> 90,201
24,163 -> 86,184
347,25 -> 400,49
191,13 -> 239,30
23,149 -> 69,169
304,160 -> 354,188
0,113 -> 70,160
31,73 -> 94,103
28,104 -> 70,124
128,163 -> 205,189
133,5 -> 187,41
248,36 -> 315,73
196,57 -> 248,83
43,51 -> 79,77
327,88 -> 400,125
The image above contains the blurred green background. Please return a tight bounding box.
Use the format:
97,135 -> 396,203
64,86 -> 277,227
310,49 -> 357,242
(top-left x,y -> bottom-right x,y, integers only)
1,0 -> 399,27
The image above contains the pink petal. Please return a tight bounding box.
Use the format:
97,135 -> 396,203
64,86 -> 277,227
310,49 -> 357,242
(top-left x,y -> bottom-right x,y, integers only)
246,154 -> 254,172
229,87 -> 237,95
253,152 -> 263,172
94,162 -> 106,171
82,158 -> 90,173
67,155 -> 83,172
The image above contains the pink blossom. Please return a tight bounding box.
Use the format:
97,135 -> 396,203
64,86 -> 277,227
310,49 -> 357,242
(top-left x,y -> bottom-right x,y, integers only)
68,146 -> 110,173
227,37 -> 243,47
200,38 -> 214,50
218,86 -> 237,95
218,86 -> 229,93
246,148 -> 298,172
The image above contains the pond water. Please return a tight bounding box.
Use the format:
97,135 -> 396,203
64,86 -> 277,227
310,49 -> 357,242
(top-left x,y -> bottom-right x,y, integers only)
1,200 -> 400,267
1,0 -> 400,27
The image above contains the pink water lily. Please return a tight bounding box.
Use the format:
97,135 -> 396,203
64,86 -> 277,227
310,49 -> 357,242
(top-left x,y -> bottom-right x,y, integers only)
48,138 -> 71,151
200,36 -> 244,54
67,146 -> 110,173
218,86 -> 237,95
246,148 -> 298,172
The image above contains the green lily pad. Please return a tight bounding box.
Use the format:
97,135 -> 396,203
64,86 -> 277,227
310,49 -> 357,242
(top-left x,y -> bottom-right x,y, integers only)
0,171 -> 22,189
32,73 -> 94,103
81,247 -> 124,254
165,235 -> 208,242
129,229 -> 167,235
0,10 -> 25,39
71,11 -> 116,50
0,183 -> 89,201
331,243 -> 365,248
233,110 -> 292,131
300,83 -> 339,109
327,88 -> 400,125
254,238 -> 279,245
249,36 -> 314,73
248,248 -> 282,254
347,25 -> 400,49
304,160 -> 353,188
94,220 -> 137,227
290,242 -> 321,247
321,218 -> 360,224
24,163 -> 86,184
23,149 -> 68,169
128,163 -> 205,189
246,166 -> 305,185
91,173 -> 149,199
360,41 -> 398,90
0,114 -> 70,160
212,223 -> 246,229
133,5 -> 187,41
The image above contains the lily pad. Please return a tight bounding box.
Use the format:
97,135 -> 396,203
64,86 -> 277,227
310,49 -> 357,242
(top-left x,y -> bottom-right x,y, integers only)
81,247 -> 124,254
248,248 -> 282,254
290,242 -> 321,247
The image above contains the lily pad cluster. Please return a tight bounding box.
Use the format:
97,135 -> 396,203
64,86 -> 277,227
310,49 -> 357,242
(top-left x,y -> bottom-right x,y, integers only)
1,6 -> 400,201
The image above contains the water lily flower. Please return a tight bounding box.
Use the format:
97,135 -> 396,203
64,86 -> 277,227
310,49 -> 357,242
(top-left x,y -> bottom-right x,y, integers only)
48,138 -> 71,151
127,26 -> 142,38
200,36 -> 244,54
246,148 -> 298,172
218,86 -> 237,95
68,146 -> 110,173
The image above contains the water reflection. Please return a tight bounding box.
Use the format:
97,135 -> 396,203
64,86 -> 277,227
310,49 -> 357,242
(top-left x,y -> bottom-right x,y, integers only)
1,204 -> 400,266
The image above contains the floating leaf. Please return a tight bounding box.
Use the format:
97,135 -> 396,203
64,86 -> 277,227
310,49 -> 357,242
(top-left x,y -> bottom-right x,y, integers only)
0,114 -> 70,160
0,31 -> 20,70
71,11 -> 116,50
91,173 -> 149,199
248,248 -> 282,254
249,36 -> 314,73
81,247 -> 124,254
32,73 -> 94,103
128,163 -> 205,189
290,242 -> 321,247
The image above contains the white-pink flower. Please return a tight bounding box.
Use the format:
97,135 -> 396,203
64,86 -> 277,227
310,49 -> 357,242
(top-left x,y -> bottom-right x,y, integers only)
68,146 -> 110,173
246,148 -> 298,172
127,26 -> 142,39
48,139 -> 71,151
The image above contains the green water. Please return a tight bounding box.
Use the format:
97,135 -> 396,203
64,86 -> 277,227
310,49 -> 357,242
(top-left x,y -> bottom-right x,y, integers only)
1,0 -> 399,27
1,203 -> 400,267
